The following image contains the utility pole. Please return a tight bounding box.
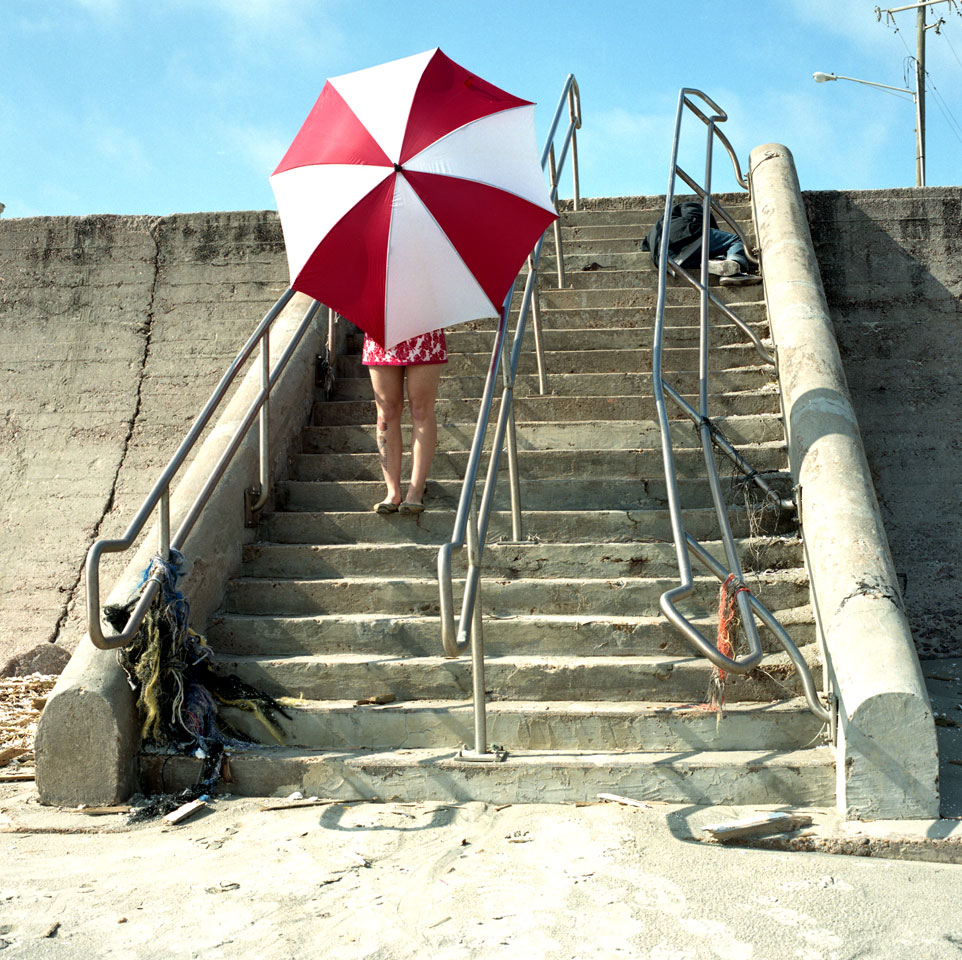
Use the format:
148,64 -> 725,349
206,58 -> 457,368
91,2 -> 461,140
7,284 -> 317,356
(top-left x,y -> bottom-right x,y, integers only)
877,0 -> 957,185
916,3 -> 926,186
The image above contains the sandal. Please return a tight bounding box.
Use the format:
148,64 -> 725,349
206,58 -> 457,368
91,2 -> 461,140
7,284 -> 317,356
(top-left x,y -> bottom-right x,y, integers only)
398,501 -> 425,516
373,500 -> 399,515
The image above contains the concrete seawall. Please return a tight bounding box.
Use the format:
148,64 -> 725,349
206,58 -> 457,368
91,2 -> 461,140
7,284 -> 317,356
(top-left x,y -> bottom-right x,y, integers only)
2,192 -> 959,677
0,212 -> 288,675
805,188 -> 962,659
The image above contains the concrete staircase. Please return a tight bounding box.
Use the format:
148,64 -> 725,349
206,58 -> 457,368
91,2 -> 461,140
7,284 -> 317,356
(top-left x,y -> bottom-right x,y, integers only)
144,197 -> 834,804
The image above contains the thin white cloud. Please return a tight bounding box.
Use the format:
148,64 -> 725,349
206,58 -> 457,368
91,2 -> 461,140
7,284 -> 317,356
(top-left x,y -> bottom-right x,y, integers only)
87,120 -> 153,176
218,122 -> 290,180
72,0 -> 122,16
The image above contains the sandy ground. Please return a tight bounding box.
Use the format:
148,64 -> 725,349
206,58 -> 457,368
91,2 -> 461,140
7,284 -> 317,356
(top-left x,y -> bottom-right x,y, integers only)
4,669 -> 962,959
2,789 -> 962,960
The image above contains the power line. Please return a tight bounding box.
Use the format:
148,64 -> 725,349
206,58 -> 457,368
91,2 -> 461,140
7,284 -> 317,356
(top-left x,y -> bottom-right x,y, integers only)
924,70 -> 962,144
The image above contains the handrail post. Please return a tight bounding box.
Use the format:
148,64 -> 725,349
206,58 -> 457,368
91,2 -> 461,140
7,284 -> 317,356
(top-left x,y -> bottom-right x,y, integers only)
527,255 -> 548,394
159,488 -> 171,559
249,327 -> 271,514
567,82 -> 581,211
459,498 -> 504,762
501,326 -> 523,542
548,145 -> 566,289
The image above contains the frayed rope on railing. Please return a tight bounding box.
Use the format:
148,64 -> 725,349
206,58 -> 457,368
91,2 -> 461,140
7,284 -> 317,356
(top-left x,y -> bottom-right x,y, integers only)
705,573 -> 751,718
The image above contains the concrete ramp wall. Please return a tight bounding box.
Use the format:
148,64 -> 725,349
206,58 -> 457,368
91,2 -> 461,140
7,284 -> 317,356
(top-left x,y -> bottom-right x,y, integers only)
0,212 -> 288,675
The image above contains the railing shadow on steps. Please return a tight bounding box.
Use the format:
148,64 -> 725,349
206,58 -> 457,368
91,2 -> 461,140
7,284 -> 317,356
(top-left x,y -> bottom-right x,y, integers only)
436,74 -> 582,761
652,88 -> 829,722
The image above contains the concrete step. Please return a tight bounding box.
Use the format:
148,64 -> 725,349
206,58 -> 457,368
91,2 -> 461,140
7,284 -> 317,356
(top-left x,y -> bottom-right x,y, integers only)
140,745 -> 835,805
338,342 -> 771,378
330,366 -> 775,400
552,220 -> 753,241
464,302 -> 770,330
300,415 -> 786,454
291,443 -> 788,481
258,507 -> 794,545
211,650 -> 811,703
312,391 -> 780,427
239,537 -> 803,581
515,269 -> 760,293
559,204 -> 753,225
277,476 -> 773,513
535,287 -> 764,310
220,697 -> 823,753
207,605 -> 815,659
212,653 -> 801,700
345,323 -> 771,354
223,571 -> 810,619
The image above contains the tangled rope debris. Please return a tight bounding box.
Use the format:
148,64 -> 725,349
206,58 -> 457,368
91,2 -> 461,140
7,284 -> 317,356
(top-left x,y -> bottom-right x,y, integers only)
705,573 -> 750,717
105,551 -> 290,820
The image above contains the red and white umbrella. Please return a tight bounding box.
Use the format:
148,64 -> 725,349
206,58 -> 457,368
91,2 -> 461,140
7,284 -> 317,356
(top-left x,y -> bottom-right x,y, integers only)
270,48 -> 558,349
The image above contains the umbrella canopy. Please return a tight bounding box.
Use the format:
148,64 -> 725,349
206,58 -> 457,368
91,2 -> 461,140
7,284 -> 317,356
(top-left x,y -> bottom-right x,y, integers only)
270,48 -> 558,348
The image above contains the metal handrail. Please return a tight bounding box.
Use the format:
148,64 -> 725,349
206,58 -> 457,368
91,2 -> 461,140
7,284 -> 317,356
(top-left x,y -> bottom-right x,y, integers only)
652,88 -> 829,722
86,290 -> 324,649
437,74 -> 582,760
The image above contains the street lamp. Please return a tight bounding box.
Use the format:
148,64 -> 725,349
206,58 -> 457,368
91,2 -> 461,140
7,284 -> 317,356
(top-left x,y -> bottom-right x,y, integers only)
812,70 -> 924,186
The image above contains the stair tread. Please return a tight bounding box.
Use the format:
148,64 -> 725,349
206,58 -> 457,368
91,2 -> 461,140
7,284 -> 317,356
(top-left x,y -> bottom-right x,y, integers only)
244,696 -> 816,715
142,744 -> 832,766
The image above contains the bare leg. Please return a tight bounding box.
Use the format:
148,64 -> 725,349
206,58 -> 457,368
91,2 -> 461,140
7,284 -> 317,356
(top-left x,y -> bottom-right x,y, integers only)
404,363 -> 443,504
368,365 -> 405,506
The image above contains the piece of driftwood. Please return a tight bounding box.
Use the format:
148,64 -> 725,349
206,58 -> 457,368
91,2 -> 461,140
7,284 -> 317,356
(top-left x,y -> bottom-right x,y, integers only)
702,812 -> 813,841
597,793 -> 651,809
163,799 -> 207,825
0,747 -> 29,766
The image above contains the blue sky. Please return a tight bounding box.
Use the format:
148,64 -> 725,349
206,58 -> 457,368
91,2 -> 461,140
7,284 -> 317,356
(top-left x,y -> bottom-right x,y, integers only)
4,0 -> 962,218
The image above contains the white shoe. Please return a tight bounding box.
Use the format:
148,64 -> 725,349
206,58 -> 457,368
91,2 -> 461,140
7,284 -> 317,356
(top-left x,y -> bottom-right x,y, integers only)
720,272 -> 761,287
707,259 -> 741,277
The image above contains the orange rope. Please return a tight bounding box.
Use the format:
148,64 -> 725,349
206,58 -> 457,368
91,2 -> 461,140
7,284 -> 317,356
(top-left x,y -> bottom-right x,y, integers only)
707,574 -> 750,714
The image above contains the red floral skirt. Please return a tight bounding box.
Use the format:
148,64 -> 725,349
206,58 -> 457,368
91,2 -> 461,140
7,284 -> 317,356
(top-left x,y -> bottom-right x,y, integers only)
362,329 -> 448,366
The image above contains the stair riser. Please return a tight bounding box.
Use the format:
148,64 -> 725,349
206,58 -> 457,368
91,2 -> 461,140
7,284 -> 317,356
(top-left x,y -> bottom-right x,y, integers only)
213,656 -> 807,703
258,508 -> 794,545
302,416 -> 785,454
396,305 -> 771,334
345,323 -> 771,353
536,287 -> 763,309
221,702 -> 823,752
313,393 -> 779,427
517,270 -> 760,292
208,613 -> 815,659
332,366 -> 773,400
552,222 -> 753,241
337,345 -> 770,378
293,445 -> 788,481
240,538 -> 803,581
278,478 -> 778,512
560,205 -> 753,225
224,575 -> 810,618
140,750 -> 834,805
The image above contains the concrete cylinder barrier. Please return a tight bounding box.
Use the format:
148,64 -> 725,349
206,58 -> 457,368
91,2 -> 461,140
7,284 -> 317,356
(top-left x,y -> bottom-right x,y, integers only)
749,143 -> 939,819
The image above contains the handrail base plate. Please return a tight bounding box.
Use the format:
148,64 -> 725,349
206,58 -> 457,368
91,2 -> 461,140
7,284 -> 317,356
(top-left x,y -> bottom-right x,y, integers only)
458,747 -> 508,763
